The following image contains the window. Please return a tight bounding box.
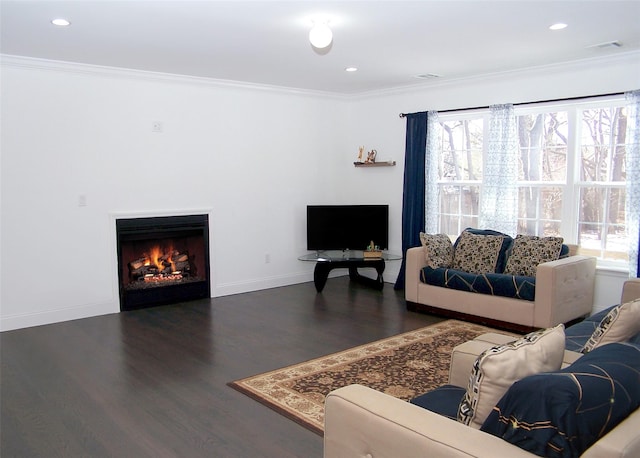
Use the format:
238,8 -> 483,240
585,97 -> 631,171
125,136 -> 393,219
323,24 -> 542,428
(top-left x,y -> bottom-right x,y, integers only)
437,117 -> 482,235
432,96 -> 631,266
577,105 -> 628,262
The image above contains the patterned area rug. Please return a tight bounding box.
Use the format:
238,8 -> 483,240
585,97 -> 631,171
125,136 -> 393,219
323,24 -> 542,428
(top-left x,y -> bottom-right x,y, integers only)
228,319 -> 514,435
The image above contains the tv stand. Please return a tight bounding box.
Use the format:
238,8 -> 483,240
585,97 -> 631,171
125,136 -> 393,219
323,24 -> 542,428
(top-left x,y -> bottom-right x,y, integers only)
298,251 -> 401,292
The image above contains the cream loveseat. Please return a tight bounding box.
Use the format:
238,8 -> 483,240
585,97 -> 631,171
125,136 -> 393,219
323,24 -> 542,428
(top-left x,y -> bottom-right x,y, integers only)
324,279 -> 640,458
405,230 -> 597,331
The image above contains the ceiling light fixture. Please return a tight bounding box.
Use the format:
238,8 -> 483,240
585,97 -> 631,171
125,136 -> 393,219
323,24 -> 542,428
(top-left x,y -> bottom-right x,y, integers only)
309,20 -> 333,49
549,22 -> 567,31
51,18 -> 71,26
345,67 -> 358,72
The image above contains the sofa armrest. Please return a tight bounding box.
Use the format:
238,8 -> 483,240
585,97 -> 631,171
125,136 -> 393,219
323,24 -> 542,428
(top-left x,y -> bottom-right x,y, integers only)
448,335 -> 514,387
533,255 -> 596,328
405,246 -> 427,303
582,406 -> 640,457
621,278 -> 640,304
324,384 -> 533,458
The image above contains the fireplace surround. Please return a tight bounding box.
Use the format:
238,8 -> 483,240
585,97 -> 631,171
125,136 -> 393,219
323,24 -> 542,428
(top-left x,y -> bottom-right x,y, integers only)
116,214 -> 210,311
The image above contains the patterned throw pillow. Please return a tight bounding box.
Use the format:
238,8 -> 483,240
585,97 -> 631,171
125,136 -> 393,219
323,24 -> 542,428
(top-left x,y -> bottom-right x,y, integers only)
419,232 -> 453,268
451,231 -> 503,274
457,324 -> 565,429
504,235 -> 564,277
582,298 -> 640,353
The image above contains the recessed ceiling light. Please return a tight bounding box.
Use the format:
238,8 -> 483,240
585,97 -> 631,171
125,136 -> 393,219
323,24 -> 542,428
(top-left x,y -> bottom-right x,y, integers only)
51,18 -> 71,26
549,23 -> 567,31
415,73 -> 441,79
345,67 -> 358,72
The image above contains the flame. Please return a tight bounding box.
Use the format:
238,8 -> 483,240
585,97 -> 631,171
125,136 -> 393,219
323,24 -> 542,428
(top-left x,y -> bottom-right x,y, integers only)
144,244 -> 176,271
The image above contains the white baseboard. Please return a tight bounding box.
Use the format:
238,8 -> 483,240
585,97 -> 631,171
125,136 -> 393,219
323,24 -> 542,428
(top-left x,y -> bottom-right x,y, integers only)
212,272 -> 314,297
0,300 -> 119,332
1,267 -> 401,331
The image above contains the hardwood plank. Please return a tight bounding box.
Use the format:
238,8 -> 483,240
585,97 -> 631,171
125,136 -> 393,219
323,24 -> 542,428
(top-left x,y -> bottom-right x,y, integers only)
1,278 -> 443,457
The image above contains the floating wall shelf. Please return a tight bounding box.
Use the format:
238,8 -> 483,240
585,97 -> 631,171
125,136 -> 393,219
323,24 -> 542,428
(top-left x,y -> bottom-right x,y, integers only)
354,161 -> 396,167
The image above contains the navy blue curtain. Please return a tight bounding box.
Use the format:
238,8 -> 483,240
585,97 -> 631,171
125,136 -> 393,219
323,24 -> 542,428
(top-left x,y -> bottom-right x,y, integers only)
394,112 -> 428,289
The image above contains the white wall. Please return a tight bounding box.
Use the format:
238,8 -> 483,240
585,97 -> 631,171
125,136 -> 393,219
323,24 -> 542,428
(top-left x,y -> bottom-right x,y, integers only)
2,52 -> 639,330
0,57 -> 349,330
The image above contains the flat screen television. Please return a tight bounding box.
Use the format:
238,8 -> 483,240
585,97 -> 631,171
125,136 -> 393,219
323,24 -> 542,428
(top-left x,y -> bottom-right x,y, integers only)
306,205 -> 389,251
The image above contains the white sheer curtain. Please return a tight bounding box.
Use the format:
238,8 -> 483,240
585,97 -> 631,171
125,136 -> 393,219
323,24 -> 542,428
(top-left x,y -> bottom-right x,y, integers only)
424,111 -> 440,234
626,90 -> 640,277
478,104 -> 518,235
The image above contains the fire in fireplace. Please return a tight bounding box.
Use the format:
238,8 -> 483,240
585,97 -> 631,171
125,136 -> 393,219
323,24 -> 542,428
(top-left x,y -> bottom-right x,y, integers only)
116,214 -> 210,311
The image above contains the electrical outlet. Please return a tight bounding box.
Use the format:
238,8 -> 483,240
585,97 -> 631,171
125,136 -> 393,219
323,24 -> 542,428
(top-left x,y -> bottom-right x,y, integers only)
152,121 -> 163,133
265,253 -> 271,264
78,194 -> 87,207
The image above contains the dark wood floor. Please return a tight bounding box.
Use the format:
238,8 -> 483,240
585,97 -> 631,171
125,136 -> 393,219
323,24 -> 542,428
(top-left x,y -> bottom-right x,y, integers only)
1,277 -> 444,458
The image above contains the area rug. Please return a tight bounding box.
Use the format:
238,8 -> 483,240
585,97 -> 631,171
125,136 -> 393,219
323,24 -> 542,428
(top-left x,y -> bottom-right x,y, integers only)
228,319 -> 516,435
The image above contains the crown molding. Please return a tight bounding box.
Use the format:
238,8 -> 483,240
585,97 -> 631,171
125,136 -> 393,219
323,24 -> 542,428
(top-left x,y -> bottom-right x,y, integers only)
351,50 -> 640,100
0,54 -> 349,100
2,51 -> 638,101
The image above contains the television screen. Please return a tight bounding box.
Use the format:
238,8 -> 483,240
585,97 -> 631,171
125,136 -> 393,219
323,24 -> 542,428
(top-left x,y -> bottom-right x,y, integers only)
306,205 -> 389,251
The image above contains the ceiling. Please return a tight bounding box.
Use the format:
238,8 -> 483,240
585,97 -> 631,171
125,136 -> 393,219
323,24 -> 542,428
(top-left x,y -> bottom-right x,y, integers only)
2,0 -> 639,95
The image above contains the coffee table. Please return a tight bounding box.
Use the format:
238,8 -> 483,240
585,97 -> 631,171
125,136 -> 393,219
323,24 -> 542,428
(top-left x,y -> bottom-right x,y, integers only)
298,250 -> 402,292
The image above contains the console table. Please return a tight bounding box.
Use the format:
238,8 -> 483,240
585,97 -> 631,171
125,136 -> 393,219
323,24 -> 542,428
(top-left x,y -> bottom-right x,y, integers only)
298,250 -> 402,292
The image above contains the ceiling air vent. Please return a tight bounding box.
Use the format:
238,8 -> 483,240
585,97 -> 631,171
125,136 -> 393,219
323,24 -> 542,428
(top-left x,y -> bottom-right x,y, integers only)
588,40 -> 622,49
414,73 -> 442,80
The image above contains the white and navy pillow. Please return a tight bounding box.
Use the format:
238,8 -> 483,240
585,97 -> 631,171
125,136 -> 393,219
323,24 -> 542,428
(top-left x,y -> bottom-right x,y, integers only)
582,298 -> 640,353
457,325 -> 565,429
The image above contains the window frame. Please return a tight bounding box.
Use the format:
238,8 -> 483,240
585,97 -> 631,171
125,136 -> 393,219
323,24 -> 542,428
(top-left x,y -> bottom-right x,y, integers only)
431,95 -> 630,270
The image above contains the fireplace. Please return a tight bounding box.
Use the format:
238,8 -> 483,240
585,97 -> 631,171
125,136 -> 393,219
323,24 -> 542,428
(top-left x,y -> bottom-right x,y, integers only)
116,214 -> 210,311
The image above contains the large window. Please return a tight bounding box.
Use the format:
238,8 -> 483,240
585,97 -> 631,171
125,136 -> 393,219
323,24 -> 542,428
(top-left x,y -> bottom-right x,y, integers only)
433,97 -> 631,266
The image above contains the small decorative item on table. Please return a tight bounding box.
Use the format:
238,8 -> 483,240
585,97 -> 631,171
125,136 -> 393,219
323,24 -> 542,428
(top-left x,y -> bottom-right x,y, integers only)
364,240 -> 383,258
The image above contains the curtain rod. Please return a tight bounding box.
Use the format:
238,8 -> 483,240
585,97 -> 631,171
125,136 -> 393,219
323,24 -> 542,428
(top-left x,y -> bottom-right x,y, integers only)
398,91 -> 626,118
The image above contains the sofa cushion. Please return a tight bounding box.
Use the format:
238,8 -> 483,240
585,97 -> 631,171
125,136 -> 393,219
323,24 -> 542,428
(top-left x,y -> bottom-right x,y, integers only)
419,232 -> 453,268
458,325 -> 565,429
582,298 -> 640,353
454,228 -> 514,273
410,385 -> 466,421
481,342 -> 640,457
451,231 -> 504,275
504,235 -> 563,277
420,267 -> 536,301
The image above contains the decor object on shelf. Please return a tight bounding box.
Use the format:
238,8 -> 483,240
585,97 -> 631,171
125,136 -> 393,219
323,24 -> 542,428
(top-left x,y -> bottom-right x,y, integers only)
365,149 -> 377,163
354,148 -> 395,167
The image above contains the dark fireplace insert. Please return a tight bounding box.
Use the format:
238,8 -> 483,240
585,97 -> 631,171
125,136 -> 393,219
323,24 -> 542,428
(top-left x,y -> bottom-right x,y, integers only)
116,214 -> 210,311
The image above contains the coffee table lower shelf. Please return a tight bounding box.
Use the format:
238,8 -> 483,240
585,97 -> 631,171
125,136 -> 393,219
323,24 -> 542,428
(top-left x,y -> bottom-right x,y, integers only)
313,258 -> 385,292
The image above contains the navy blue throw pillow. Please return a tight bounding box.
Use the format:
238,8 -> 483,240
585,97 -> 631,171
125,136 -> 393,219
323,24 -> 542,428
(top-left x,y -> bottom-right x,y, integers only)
411,385 -> 466,420
481,343 -> 640,458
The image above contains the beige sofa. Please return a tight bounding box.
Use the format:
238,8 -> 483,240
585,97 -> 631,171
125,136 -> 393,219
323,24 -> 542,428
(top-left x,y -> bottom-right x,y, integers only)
324,279 -> 640,458
405,245 -> 597,330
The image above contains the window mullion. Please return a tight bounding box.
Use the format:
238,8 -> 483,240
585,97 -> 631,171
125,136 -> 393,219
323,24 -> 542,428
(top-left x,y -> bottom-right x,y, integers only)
563,107 -> 580,244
